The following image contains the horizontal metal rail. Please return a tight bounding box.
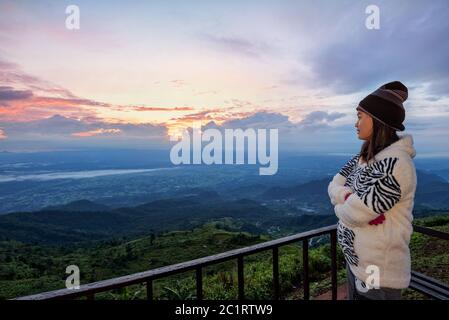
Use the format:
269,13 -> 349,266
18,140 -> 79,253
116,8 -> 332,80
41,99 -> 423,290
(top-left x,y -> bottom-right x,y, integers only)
16,225 -> 337,300
410,271 -> 449,300
14,223 -> 449,300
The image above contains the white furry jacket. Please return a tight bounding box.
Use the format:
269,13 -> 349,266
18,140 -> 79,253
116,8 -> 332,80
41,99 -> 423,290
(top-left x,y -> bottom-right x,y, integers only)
328,134 -> 417,289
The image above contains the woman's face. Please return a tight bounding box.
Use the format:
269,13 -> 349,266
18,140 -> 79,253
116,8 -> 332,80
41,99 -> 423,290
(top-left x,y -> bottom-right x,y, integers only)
355,109 -> 373,140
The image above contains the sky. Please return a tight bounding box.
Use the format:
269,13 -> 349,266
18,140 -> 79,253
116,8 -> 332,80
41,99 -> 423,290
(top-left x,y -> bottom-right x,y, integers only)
0,0 -> 448,154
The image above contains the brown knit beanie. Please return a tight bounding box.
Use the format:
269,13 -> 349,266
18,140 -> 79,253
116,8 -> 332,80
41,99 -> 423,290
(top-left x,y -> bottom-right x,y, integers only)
357,81 -> 408,131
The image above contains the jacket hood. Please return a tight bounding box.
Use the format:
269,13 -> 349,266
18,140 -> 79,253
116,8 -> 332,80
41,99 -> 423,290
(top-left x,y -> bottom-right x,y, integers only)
377,133 -> 416,159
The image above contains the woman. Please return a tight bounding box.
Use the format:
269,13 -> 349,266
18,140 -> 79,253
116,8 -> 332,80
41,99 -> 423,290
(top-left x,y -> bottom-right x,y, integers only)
328,81 -> 417,300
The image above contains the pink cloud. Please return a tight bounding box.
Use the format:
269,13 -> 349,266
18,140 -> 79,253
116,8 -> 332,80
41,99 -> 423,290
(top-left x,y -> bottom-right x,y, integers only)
0,58 -> 201,123
0,58 -> 260,135
194,90 -> 218,96
170,108 -> 254,123
133,106 -> 194,112
0,86 -> 33,101
72,128 -> 122,137
169,80 -> 187,87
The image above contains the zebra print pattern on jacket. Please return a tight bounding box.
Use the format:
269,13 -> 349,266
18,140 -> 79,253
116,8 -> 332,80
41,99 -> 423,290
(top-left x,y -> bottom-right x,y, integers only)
338,154 -> 360,178
337,222 -> 359,267
345,157 -> 401,214
336,155 -> 403,268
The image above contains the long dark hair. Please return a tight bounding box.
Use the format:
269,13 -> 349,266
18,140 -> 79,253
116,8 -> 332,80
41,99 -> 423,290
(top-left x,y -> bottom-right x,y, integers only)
359,115 -> 400,164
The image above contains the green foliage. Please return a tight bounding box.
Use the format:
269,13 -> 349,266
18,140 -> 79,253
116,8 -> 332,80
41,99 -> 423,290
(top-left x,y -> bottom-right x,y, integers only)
161,279 -> 196,300
1,214 -> 448,300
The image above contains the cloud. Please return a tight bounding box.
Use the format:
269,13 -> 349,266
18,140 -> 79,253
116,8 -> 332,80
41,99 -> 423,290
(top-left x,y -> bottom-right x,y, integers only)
0,114 -> 166,139
300,1 -> 449,97
0,59 -> 17,69
0,57 -> 109,121
0,114 -> 169,151
298,111 -> 345,128
169,80 -> 188,87
227,99 -> 255,109
134,106 -> 194,112
199,33 -> 271,58
0,56 -> 76,98
0,109 -> 447,155
72,128 -> 122,137
194,90 -> 218,96
0,57 -> 199,122
180,110 -> 358,153
2,114 -> 89,136
171,110 -> 346,136
219,110 -> 345,133
0,86 -> 33,101
171,108 -> 228,122
222,112 -> 292,129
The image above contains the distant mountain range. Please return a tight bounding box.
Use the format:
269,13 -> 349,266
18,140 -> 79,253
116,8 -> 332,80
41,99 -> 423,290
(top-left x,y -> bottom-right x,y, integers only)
0,191 -> 275,244
414,170 -> 449,209
260,177 -> 331,201
42,199 -> 111,212
0,168 -> 448,245
257,169 -> 449,211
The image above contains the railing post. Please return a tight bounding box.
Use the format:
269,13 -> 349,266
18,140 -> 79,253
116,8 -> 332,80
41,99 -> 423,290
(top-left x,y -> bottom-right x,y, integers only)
302,238 -> 310,300
330,230 -> 338,300
273,247 -> 280,300
237,256 -> 244,300
196,267 -> 203,300
146,279 -> 153,300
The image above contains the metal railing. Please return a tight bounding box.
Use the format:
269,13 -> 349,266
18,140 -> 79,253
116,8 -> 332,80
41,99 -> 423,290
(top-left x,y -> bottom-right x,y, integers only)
15,223 -> 449,300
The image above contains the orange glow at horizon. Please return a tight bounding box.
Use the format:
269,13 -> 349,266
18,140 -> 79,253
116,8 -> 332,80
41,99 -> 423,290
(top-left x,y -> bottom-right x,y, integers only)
72,128 -> 122,137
